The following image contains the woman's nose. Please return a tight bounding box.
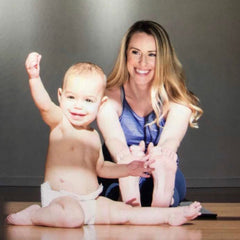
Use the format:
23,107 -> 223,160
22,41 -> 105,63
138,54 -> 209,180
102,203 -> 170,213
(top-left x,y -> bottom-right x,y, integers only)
139,53 -> 148,65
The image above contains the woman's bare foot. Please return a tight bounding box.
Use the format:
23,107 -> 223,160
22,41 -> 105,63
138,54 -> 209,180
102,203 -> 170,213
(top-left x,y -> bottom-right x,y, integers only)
149,146 -> 177,207
6,204 -> 40,226
167,201 -> 202,226
119,176 -> 141,206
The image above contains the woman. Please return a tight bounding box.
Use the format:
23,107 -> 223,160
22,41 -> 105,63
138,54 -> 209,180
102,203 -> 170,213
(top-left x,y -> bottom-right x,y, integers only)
97,20 -> 203,207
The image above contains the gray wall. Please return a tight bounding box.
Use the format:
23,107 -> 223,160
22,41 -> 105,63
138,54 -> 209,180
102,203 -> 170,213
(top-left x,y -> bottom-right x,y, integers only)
0,0 -> 239,187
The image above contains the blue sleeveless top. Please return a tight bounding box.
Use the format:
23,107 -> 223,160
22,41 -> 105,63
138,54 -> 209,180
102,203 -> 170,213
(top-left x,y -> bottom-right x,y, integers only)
119,87 -> 165,149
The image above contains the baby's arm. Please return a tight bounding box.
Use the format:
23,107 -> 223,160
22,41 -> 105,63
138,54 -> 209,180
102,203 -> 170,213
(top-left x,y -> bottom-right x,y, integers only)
96,148 -> 153,179
26,52 -> 62,128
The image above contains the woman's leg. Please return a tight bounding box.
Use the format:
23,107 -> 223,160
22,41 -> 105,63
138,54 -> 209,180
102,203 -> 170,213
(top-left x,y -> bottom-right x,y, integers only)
171,168 -> 186,207
150,149 -> 177,207
99,144 -> 141,205
140,168 -> 186,207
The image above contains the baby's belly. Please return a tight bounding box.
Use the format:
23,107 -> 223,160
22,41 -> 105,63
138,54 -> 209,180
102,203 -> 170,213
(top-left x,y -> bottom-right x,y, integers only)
44,167 -> 99,196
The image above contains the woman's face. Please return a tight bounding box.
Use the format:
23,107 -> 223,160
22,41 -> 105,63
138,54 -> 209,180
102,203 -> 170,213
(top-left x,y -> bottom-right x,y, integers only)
126,32 -> 156,86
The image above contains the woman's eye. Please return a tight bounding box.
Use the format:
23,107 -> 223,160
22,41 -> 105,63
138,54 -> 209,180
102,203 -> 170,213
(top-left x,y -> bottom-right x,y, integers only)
132,50 -> 140,55
149,53 -> 156,57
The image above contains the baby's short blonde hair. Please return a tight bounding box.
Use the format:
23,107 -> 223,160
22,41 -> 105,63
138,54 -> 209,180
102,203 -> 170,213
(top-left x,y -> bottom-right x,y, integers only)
62,62 -> 106,89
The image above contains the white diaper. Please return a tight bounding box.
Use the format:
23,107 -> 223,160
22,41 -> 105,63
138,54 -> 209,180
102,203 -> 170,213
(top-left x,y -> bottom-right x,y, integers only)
41,182 -> 103,224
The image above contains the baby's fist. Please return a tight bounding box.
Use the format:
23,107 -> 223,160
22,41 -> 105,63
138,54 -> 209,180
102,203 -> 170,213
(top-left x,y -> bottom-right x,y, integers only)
25,52 -> 42,79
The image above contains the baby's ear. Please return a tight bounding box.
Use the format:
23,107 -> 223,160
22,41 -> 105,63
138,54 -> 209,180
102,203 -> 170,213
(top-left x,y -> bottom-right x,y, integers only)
101,96 -> 108,105
57,88 -> 63,104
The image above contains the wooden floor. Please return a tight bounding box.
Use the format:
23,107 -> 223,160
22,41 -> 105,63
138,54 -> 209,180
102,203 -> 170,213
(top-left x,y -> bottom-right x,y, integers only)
2,202 -> 240,240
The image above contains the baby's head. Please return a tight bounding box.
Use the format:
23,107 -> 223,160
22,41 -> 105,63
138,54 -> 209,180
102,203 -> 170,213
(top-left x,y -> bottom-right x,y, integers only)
58,62 -> 107,128
62,62 -> 106,94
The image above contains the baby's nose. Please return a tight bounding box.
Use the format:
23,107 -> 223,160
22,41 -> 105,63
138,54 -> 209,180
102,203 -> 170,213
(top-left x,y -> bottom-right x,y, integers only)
74,100 -> 84,109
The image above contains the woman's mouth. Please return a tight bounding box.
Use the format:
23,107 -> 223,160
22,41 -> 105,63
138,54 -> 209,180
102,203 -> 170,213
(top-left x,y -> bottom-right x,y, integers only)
135,68 -> 150,75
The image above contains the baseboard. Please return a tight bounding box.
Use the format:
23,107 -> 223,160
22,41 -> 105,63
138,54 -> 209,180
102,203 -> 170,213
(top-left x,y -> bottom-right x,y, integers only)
0,176 -> 240,188
186,187 -> 240,203
0,177 -> 43,186
0,186 -> 40,202
185,177 -> 240,188
0,185 -> 239,203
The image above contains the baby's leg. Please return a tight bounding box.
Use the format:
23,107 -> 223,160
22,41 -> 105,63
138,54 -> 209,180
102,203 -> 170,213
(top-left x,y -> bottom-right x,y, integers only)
95,197 -> 201,226
167,202 -> 202,226
6,204 -> 41,226
7,196 -> 85,228
150,148 -> 177,207
32,196 -> 84,227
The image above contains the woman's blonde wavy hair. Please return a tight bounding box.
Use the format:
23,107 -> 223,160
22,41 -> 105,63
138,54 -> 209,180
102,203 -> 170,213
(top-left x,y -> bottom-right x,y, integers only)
107,20 -> 203,128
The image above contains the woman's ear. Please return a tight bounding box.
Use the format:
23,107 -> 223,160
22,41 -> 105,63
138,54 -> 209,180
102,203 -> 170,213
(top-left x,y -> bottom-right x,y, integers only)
57,88 -> 63,104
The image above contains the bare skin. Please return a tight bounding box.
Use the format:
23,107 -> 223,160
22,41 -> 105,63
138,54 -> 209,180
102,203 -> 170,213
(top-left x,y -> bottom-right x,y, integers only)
148,146 -> 178,207
97,32 -> 192,207
126,141 -> 178,207
7,197 -> 201,227
6,52 -> 201,228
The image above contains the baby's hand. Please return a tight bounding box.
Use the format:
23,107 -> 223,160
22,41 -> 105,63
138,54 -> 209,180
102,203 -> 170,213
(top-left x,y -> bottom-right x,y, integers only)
25,52 -> 42,79
127,160 -> 154,178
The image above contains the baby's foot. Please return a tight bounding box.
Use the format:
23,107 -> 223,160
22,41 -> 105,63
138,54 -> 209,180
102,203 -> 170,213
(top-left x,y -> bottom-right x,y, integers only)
6,204 -> 40,226
168,201 -> 202,226
149,147 -> 177,207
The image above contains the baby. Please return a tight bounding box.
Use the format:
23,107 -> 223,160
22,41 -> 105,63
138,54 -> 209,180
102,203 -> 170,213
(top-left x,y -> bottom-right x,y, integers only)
7,52 -> 201,227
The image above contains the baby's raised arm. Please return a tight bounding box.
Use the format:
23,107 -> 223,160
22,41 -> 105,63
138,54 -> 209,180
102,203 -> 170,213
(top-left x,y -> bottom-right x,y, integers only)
25,52 -> 42,79
26,52 -> 62,128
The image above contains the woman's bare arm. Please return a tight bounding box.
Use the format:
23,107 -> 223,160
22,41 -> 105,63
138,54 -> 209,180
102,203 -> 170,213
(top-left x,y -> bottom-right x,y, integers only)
157,102 -> 191,152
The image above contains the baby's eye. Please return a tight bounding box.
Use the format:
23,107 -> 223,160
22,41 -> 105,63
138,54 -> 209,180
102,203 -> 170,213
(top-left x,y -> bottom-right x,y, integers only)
85,98 -> 94,103
67,95 -> 75,99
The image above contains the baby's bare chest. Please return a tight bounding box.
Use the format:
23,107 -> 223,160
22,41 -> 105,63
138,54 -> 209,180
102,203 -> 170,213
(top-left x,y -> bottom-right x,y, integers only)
48,127 -> 100,164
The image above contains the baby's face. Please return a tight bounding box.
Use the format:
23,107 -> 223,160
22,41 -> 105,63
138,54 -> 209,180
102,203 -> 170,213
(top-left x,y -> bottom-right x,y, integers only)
58,72 -> 105,129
